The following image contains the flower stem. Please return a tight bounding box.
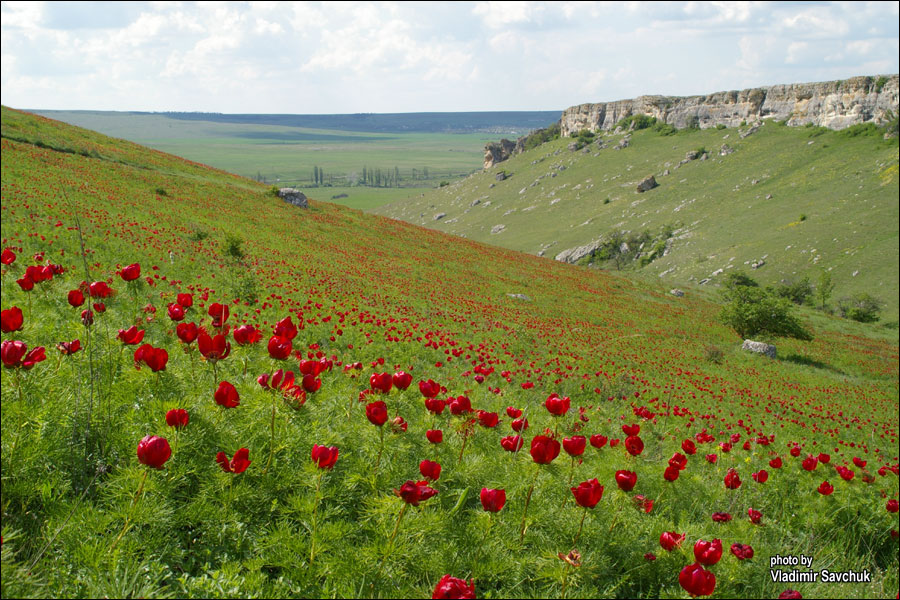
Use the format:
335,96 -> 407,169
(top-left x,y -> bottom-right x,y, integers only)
263,394 -> 276,475
457,431 -> 469,465
374,426 -> 385,476
573,508 -> 587,547
109,469 -> 148,552
374,503 -> 407,582
519,465 -> 541,543
309,470 -> 325,565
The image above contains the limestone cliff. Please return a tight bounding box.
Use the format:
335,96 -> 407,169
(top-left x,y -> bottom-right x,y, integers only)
560,75 -> 898,137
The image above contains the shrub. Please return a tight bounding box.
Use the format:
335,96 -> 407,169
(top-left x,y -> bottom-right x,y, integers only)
719,285 -> 813,341
704,344 -> 725,364
837,293 -> 883,323
774,277 -> 813,305
615,114 -> 657,131
723,272 -> 758,290
716,124 -> 727,130
155,187 -> 168,197
222,233 -> 245,261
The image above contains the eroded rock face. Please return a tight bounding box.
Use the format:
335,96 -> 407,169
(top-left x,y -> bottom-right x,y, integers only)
278,188 -> 308,208
560,75 -> 898,137
484,139 -> 518,169
742,340 -> 776,359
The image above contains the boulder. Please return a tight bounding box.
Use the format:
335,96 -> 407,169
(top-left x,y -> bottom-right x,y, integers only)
636,175 -> 658,193
278,188 -> 308,208
670,289 -> 685,297
742,340 -> 776,359
434,213 -> 446,221
506,293 -> 531,301
495,172 -> 507,181
491,224 -> 506,235
719,144 -> 734,156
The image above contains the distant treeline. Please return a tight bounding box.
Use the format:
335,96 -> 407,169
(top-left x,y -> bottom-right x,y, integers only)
257,165 -> 457,188
152,111 -> 561,134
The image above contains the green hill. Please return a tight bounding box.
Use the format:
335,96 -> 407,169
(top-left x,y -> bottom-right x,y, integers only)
376,121 -> 900,321
1,107 -> 897,599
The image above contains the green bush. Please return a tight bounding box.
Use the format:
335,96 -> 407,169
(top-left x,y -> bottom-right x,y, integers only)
774,277 -> 813,305
719,285 -> 813,340
723,271 -> 758,290
716,124 -> 727,130
222,233 -> 246,261
837,293 -> 883,323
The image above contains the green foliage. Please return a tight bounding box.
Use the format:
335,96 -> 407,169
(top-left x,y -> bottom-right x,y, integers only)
522,123 -> 561,151
875,75 -> 888,93
816,271 -> 835,310
838,292 -> 884,323
222,233 -> 246,261
723,271 -> 759,290
774,277 -> 813,305
703,343 -> 725,364
155,187 -> 168,197
438,181 -> 449,187
719,285 -> 813,340
268,185 -> 281,196
615,114 -> 657,131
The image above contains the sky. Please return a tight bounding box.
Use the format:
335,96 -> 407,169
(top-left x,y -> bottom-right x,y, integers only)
1,1 -> 898,114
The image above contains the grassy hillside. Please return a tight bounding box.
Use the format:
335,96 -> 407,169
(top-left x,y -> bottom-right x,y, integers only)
377,121 -> 900,321
32,110 -> 558,211
1,107 -> 898,599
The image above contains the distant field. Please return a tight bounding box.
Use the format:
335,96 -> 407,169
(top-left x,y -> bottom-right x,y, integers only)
32,110 -> 559,209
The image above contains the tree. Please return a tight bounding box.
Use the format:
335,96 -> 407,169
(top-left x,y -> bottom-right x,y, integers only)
719,285 -> 812,341
817,271 -> 835,310
837,293 -> 883,323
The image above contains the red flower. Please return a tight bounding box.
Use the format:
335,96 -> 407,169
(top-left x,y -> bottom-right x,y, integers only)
89,281 -> 112,298
391,416 -> 408,433
449,395 -> 473,415
632,494 -> 654,513
176,322 -> 199,344
563,435 -> 587,456
432,574 -> 476,599
886,499 -> 898,513
267,335 -> 292,360
273,316 -> 298,340
214,381 -> 240,408
748,507 -> 763,524
570,478 -> 604,508
724,468 -> 742,489
609,438 -> 620,448
705,453 -> 718,464
624,435 -> 644,456
0,340 -> 45,370
778,591 -> 803,599
120,263 -> 141,281
664,465 -> 680,482
233,325 -> 261,345
199,332 -> 231,362
836,465 -> 855,481
644,552 -> 656,561
817,452 -> 831,464
80,309 -> 94,326
682,439 -> 697,455
530,435 -> 561,464
752,469 -> 769,483
694,538 -> 723,565
137,435 -> 171,469
395,480 -> 438,506
167,303 -> 185,321
16,276 -> 34,292
366,400 -> 388,426
208,303 -> 230,328
668,452 -> 688,470
0,248 -> 15,265
614,470 -> 637,492
133,344 -> 168,372
117,326 -> 146,345
480,488 -> 506,512
659,531 -> 685,551
769,456 -> 783,469
217,448 -> 251,474
425,397 -> 447,415
419,459 -> 442,481
392,371 -> 413,390
418,379 -> 441,398
730,543 -> 754,560
679,563 -> 716,597
789,445 -> 801,457
311,444 -> 339,469
818,480 -> 834,495
852,456 -> 866,468
477,410 -> 499,428
426,429 -> 443,444
56,340 -> 81,355
67,289 -> 85,307
370,372 -> 393,394
590,434 -> 608,449
165,408 -> 189,428
506,407 -> 522,418
544,393 -> 570,416
801,455 -> 818,471
511,417 -> 529,432
622,423 -> 640,436
711,511 -> 732,523
1,307 -> 23,333
501,435 -> 524,452
176,293 -> 193,308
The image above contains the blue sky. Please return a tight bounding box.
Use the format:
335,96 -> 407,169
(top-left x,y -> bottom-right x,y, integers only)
2,1 -> 898,113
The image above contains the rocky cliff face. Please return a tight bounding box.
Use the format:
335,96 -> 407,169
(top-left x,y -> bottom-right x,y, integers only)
559,75 -> 898,137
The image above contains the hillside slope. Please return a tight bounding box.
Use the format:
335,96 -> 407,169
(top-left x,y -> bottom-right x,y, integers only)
1,107 -> 897,599
377,121 -> 900,320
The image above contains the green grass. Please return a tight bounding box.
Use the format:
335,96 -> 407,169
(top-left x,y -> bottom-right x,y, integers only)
1,107 -> 898,599
30,110 -> 506,208
377,122 -> 900,321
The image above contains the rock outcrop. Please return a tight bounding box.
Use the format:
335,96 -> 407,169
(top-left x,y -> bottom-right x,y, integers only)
278,188 -> 308,208
742,340 -> 777,359
636,175 -> 658,193
560,75 -> 898,137
484,139 -> 518,169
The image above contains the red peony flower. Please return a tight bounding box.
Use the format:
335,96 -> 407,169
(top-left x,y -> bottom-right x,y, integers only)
659,531 -> 685,551
311,444 -> 339,469
214,381 -> 240,408
217,448 -> 251,474
199,332 -> 231,362
530,435 -> 561,464
544,393 -> 570,416
117,326 -> 145,346
418,379 -> 441,398
570,478 -> 604,508
233,325 -> 261,345
563,435 -> 587,456
432,574 -> 476,599
366,400 -> 388,426
137,435 -> 171,469
176,322 -> 199,344
615,470 -> 637,492
419,459 -> 441,481
818,480 -> 834,495
748,507 -> 763,524
752,469 -> 769,483
625,435 -> 644,456
730,542 -> 754,560
480,488 -> 506,513
165,408 -> 189,428
694,538 -> 723,565
679,563 -> 716,597
590,434 -> 608,449
724,468 -> 742,489
1,307 -> 23,333
426,429 -> 443,444
501,435 -> 524,452
392,371 -> 413,390
395,480 -> 438,506
120,263 -> 141,281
